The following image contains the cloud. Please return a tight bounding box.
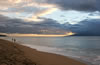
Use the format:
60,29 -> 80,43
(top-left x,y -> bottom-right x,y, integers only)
1,0 -> 100,23
1,14 -> 100,36
0,15 -> 67,34
26,8 -> 58,21
9,0 -> 22,3
1,0 -> 100,35
1,0 -> 100,16
69,19 -> 100,36
0,0 -> 58,22
0,0 -> 21,8
43,0 -> 100,11
32,8 -> 57,17
26,1 -> 56,8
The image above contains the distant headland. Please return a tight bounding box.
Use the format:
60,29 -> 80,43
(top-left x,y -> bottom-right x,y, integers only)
0,35 -> 7,37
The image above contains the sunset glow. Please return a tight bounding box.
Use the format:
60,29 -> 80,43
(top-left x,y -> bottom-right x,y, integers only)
6,32 -> 75,37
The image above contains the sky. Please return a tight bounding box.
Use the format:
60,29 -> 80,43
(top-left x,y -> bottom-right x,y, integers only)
0,0 -> 100,24
0,0 -> 100,35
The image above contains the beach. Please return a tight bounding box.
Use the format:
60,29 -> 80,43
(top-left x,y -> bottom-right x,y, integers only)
0,39 -> 86,65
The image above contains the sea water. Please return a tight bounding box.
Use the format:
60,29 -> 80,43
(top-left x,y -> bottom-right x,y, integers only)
1,36 -> 100,65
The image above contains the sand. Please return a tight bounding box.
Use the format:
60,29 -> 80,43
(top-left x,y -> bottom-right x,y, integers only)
0,39 -> 86,65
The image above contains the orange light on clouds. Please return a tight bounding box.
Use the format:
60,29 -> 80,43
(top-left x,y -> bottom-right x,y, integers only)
26,8 -> 58,22
7,32 -> 75,37
66,32 -> 75,36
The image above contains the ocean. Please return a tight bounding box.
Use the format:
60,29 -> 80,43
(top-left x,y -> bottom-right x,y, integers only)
1,36 -> 100,65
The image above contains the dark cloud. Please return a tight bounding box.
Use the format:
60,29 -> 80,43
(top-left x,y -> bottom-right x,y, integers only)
1,15 -> 100,36
69,19 -> 100,36
45,0 -> 100,11
0,15 -> 67,34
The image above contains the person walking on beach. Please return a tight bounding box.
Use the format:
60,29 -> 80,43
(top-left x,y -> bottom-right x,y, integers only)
12,38 -> 14,42
12,38 -> 16,43
13,38 -> 16,43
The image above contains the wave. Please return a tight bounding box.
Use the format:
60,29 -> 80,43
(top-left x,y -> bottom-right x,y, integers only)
22,44 -> 100,65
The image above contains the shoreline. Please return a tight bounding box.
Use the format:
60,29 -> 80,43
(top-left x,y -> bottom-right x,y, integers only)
21,44 -> 91,65
0,39 -> 86,65
23,44 -> 93,65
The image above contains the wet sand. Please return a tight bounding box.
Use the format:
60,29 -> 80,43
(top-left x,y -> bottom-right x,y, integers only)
0,39 -> 86,65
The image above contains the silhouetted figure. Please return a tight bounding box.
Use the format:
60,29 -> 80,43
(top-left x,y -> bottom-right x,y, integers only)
12,38 -> 14,42
13,39 -> 16,43
12,38 -> 16,43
